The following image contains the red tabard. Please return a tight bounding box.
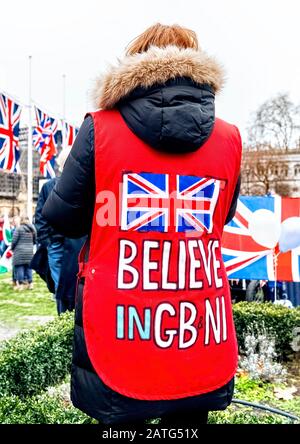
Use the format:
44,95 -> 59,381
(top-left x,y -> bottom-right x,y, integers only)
82,110 -> 242,400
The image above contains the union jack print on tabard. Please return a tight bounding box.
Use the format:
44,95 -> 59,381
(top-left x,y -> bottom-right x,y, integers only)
222,196 -> 300,282
121,172 -> 221,233
63,121 -> 79,148
0,93 -> 22,173
33,107 -> 58,178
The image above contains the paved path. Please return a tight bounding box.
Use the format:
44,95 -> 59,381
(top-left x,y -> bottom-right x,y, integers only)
0,315 -> 55,342
0,323 -> 19,341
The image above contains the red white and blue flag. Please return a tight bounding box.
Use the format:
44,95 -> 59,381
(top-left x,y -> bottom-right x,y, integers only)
0,246 -> 13,274
33,106 -> 58,178
121,172 -> 221,233
222,196 -> 300,282
0,93 -> 22,173
63,121 -> 79,149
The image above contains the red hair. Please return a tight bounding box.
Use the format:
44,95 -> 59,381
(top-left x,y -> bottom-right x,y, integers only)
126,23 -> 199,55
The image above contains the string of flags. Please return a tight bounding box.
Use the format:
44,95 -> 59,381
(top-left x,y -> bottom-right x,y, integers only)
0,91 -> 79,178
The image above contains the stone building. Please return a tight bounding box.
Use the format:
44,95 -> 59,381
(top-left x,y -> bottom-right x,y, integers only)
0,128 -> 62,217
241,148 -> 300,197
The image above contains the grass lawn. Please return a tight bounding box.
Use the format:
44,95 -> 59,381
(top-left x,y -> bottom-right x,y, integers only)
0,272 -> 56,338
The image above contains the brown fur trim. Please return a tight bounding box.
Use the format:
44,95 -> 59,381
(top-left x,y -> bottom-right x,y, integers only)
93,45 -> 225,110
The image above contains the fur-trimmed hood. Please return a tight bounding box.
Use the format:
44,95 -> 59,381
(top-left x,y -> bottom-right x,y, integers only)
92,46 -> 225,153
93,45 -> 225,110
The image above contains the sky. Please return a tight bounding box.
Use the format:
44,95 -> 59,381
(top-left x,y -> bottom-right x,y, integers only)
1,0 -> 300,141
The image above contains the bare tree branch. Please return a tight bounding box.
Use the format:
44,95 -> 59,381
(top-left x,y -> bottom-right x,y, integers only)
242,147 -> 291,196
247,93 -> 300,151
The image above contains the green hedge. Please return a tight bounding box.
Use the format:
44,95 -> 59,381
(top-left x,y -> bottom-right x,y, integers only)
233,302 -> 300,359
0,394 -> 93,424
0,303 -> 299,398
0,311 -> 74,397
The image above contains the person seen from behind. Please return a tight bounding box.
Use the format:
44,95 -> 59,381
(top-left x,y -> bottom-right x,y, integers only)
43,23 -> 242,426
11,216 -> 36,290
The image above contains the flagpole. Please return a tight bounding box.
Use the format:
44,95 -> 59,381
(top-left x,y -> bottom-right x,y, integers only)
27,55 -> 33,222
62,74 -> 66,150
62,74 -> 66,120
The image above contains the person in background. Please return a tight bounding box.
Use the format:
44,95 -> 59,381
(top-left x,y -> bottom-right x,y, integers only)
11,216 -> 36,290
34,152 -> 67,298
264,280 -> 283,302
35,149 -> 86,315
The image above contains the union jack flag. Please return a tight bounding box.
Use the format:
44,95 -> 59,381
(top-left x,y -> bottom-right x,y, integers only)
63,121 -> 79,148
0,93 -> 22,173
222,196 -> 300,282
33,106 -> 58,178
121,172 -> 222,232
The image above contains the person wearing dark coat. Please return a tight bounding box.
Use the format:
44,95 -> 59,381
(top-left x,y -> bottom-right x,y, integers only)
11,217 -> 36,290
35,153 -> 86,315
43,24 -> 241,426
35,177 -> 65,296
35,178 -> 65,249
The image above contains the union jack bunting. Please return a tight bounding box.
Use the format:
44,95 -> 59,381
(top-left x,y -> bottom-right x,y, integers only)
0,93 -> 22,173
121,172 -> 222,232
222,196 -> 300,282
33,106 -> 58,178
63,121 -> 79,148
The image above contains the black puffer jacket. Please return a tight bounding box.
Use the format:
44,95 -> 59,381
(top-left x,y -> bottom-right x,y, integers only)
43,45 -> 241,424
